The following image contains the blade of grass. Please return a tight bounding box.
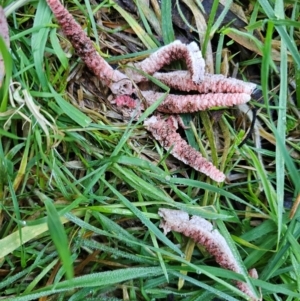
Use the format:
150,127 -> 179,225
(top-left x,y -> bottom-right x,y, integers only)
0,250 -> 57,290
49,28 -> 68,69
0,216 -> 69,258
275,24 -> 287,243
0,36 -> 13,112
4,0 -> 31,16
161,0 -> 175,44
23,258 -> 59,293
201,0 -> 219,56
136,0 -> 153,37
39,191 -> 74,280
99,174 -> 183,257
296,68 -> 300,108
137,191 -> 169,282
111,163 -> 174,204
3,267 -> 164,301
216,220 -> 259,299
260,228 -> 300,281
199,111 -> 218,166
258,0 -> 300,67
48,84 -> 92,127
110,0 -> 157,49
169,177 -> 267,215
253,278 -> 300,297
81,238 -> 157,265
13,127 -> 31,191
84,0 -> 99,46
170,271 -> 241,301
30,0 -> 52,91
137,0 -> 162,37
243,146 -> 277,216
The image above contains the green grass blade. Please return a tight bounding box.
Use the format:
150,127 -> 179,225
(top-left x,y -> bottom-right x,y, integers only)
30,0 -> 52,91
37,191 -> 74,279
3,267 -> 164,301
49,28 -> 68,69
110,0 -> 157,49
161,0 -> 175,44
244,146 -> 277,215
275,28 -> 287,242
0,36 -> 13,112
258,0 -> 300,67
169,177 -> 267,215
211,0 -> 233,33
201,0 -> 219,56
84,0 -> 99,46
100,174 -> 183,256
0,215 -> 69,258
0,251 -> 57,290
48,84 -> 92,127
170,271 -> 240,301
216,220 -> 259,299
260,228 -> 300,281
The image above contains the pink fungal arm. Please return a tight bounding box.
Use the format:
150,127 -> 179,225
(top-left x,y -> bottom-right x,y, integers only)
153,71 -> 257,94
142,91 -> 252,114
144,115 -> 226,182
128,41 -> 205,84
46,0 -> 132,95
158,208 -> 261,301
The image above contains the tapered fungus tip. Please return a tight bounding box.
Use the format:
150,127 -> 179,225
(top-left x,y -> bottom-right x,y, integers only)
152,71 -> 256,95
246,82 -> 257,95
144,115 -> 226,182
211,172 -> 226,183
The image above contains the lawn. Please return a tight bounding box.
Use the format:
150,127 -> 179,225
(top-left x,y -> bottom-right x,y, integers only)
0,0 -> 299,300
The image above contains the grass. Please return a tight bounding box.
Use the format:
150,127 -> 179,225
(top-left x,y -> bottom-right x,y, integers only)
0,0 -> 299,300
